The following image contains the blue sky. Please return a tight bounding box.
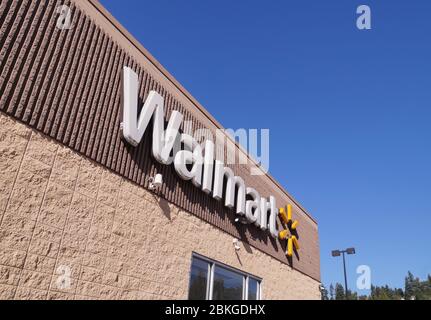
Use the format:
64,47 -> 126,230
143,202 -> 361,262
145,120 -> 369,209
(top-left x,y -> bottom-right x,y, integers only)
100,0 -> 431,294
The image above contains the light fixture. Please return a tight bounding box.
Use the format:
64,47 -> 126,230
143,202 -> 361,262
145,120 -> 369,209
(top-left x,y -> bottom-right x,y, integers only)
234,217 -> 248,224
346,247 -> 355,255
148,173 -> 163,190
331,250 -> 341,257
232,239 -> 241,251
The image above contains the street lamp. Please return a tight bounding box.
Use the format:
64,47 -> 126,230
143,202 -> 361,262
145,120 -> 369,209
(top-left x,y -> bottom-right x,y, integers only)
331,247 -> 356,299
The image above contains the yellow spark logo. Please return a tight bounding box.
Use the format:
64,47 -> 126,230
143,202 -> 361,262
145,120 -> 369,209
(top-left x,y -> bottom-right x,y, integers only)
278,204 -> 300,257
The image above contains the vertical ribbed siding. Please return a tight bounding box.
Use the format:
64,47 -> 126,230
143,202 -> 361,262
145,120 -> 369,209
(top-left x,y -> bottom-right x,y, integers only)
0,0 -> 320,281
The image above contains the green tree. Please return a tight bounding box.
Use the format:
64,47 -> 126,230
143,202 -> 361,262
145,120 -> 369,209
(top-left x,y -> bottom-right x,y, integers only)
321,285 -> 329,300
347,290 -> 358,300
404,271 -> 428,300
405,271 -> 416,299
335,283 -> 345,300
326,271 -> 431,301
416,275 -> 431,300
370,284 -> 404,300
329,284 -> 335,300
395,288 -> 404,299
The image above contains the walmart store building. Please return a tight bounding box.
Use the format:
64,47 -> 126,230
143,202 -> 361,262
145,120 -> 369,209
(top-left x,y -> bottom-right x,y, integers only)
0,0 -> 320,300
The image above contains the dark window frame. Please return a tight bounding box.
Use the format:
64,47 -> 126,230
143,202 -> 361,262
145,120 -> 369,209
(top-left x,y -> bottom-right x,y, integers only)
188,252 -> 262,300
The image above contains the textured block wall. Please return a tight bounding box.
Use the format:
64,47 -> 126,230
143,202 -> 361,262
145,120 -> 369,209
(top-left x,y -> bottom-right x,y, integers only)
0,113 -> 320,300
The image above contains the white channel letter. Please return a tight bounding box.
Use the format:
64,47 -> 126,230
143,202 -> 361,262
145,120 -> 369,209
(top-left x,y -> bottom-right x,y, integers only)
260,198 -> 269,231
174,133 -> 203,187
268,196 -> 278,238
212,160 -> 231,201
260,196 -> 278,238
229,176 -> 246,215
201,140 -> 214,194
122,67 -> 182,164
213,161 -> 246,215
245,187 -> 261,224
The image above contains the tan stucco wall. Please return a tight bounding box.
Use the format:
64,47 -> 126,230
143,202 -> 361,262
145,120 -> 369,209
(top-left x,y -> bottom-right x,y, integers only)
0,113 -> 320,300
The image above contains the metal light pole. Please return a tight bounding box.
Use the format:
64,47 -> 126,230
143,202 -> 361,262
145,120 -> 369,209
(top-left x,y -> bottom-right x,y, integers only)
341,251 -> 348,297
331,247 -> 356,299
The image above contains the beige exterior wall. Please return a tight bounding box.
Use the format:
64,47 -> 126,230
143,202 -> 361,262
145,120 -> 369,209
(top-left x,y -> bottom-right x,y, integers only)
0,113 -> 320,300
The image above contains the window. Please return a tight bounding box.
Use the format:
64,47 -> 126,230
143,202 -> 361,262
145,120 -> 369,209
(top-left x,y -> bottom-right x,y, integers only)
247,277 -> 259,300
188,257 -> 209,300
188,254 -> 261,300
213,265 -> 243,300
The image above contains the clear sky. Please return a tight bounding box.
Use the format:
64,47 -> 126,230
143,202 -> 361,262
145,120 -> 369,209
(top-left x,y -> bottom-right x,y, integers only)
100,0 -> 431,294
